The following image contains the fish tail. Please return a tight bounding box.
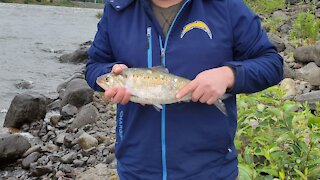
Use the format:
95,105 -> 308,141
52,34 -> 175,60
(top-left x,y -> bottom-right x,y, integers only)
214,99 -> 228,116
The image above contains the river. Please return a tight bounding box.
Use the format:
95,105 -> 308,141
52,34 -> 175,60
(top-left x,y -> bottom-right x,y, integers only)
0,3 -> 101,127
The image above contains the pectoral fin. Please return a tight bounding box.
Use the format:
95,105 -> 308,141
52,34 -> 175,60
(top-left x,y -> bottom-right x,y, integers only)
153,104 -> 163,111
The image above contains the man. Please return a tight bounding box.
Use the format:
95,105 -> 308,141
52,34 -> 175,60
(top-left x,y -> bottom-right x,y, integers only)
85,0 -> 283,179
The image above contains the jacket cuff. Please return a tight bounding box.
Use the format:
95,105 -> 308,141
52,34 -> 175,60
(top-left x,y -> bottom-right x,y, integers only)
223,61 -> 245,95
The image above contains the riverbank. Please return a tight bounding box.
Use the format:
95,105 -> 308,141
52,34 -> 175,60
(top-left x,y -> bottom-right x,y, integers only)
0,0 -> 104,9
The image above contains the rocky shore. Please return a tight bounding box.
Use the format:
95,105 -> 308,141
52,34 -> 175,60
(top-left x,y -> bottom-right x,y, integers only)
0,42 -> 118,180
0,1 -> 320,179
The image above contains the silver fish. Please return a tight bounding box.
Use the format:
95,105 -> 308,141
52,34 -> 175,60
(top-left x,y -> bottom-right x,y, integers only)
96,66 -> 230,115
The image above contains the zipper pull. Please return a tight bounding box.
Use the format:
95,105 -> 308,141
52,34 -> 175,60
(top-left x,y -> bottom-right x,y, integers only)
147,27 -> 151,49
161,48 -> 165,59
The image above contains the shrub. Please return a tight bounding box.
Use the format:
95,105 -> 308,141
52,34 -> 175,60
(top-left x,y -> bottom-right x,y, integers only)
237,86 -> 320,179
244,0 -> 285,15
289,11 -> 320,46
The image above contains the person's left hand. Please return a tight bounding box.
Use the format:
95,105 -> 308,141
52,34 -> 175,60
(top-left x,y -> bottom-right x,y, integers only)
176,66 -> 235,105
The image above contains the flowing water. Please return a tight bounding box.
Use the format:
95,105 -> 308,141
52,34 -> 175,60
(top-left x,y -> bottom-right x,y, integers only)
0,3 -> 101,127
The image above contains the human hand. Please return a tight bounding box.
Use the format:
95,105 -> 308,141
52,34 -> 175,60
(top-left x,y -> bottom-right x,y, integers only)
176,66 -> 235,105
104,64 -> 131,105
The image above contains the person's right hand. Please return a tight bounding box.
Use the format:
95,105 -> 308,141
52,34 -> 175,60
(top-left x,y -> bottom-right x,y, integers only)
104,64 -> 131,105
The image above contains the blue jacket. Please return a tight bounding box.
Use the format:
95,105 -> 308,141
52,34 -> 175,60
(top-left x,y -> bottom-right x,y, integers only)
85,0 -> 283,179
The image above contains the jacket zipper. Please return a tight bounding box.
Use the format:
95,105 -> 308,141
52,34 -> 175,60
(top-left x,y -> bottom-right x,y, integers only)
158,1 -> 190,180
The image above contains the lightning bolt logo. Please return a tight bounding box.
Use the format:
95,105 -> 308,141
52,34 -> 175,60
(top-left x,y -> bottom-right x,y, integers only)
181,21 -> 212,39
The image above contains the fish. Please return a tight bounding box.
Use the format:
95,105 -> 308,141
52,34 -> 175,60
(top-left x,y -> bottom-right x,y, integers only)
96,66 -> 231,116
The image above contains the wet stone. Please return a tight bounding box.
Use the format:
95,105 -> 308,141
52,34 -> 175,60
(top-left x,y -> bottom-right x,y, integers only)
22,152 -> 41,169
73,159 -> 85,167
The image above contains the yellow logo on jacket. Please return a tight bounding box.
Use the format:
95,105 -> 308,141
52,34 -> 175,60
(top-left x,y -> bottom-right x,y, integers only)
181,21 -> 212,39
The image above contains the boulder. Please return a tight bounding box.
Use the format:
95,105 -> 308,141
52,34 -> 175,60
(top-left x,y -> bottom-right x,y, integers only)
294,43 -> 320,66
61,104 -> 78,119
268,33 -> 286,52
78,132 -> 98,150
59,46 -> 89,64
295,90 -> 320,110
60,78 -> 94,109
283,62 -> 296,79
75,163 -> 116,180
69,104 -> 99,130
280,78 -> 297,100
0,134 -> 31,164
4,92 -> 48,128
296,62 -> 320,86
272,11 -> 289,21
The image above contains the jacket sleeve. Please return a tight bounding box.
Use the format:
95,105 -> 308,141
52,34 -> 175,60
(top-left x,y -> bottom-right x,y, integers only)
223,0 -> 283,94
85,4 -> 119,91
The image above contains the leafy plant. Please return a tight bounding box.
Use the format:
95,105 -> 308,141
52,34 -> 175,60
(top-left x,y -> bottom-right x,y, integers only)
289,11 -> 320,46
96,12 -> 102,19
263,17 -> 284,35
244,0 -> 285,15
237,86 -> 320,179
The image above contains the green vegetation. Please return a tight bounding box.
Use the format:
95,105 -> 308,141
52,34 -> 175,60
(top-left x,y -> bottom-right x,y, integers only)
263,17 -> 284,35
244,0 -> 285,15
289,11 -> 320,46
237,86 -> 320,179
96,11 -> 102,19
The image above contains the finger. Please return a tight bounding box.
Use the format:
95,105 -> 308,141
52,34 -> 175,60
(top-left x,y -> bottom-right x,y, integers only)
113,88 -> 126,103
112,64 -> 127,75
192,86 -> 205,102
105,88 -> 118,99
207,96 -> 219,105
199,92 -> 211,104
176,80 -> 198,99
120,90 -> 131,105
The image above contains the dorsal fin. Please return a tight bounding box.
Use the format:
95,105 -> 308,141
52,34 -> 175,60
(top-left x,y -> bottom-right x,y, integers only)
151,66 -> 169,73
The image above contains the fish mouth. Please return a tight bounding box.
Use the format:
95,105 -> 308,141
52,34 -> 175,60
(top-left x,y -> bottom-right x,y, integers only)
96,76 -> 108,90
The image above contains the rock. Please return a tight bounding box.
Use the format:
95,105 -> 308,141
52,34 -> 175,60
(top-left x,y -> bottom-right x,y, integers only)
280,78 -> 297,100
59,46 -> 89,64
78,133 -> 98,150
75,163 -> 114,180
87,155 -> 96,165
296,62 -> 320,86
297,81 -> 312,94
60,78 -> 94,109
107,143 -> 115,153
285,0 -> 304,5
94,133 -> 110,144
82,147 -> 98,156
61,104 -> 78,119
50,115 -> 62,126
59,164 -> 73,173
47,99 -> 61,111
0,134 -> 31,163
73,159 -> 85,167
105,154 -> 115,164
316,8 -> 320,18
4,92 -> 48,128
295,90 -> 320,110
64,134 -> 76,148
22,145 -> 41,157
14,80 -> 34,89
22,152 -> 41,169
272,10 -> 289,21
280,23 -> 291,34
294,43 -> 320,66
30,165 -> 54,177
268,33 -> 285,52
41,144 -> 59,153
55,133 -> 67,145
61,152 -> 77,164
69,104 -> 99,130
